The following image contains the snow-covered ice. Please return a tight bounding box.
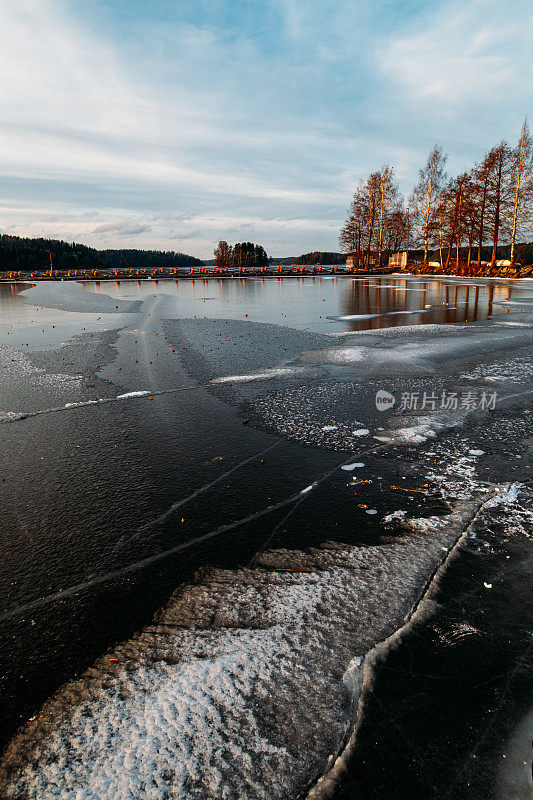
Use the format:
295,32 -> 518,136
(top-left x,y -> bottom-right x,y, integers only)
0,502 -> 487,800
211,367 -> 308,383
20,281 -> 141,314
116,390 -> 150,399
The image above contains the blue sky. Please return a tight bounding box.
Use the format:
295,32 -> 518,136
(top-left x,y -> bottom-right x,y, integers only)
0,0 -> 531,258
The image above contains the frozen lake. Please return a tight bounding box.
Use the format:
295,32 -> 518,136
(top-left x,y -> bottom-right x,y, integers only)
0,276 -> 531,800
0,274 -> 529,351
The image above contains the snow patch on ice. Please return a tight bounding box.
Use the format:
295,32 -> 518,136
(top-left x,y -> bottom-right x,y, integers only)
335,314 -> 382,321
0,411 -> 27,423
460,355 -> 531,383
405,515 -> 450,534
116,390 -> 150,399
211,367 -> 305,383
494,298 -> 533,307
484,482 -> 522,508
64,400 -> 98,408
387,309 -> 431,315
20,281 -> 140,314
374,419 -> 438,445
383,510 -> 407,523
495,321 -> 532,327
342,656 -> 363,695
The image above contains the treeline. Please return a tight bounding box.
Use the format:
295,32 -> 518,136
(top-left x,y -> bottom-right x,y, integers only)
266,252 -> 345,265
0,235 -> 203,271
295,251 -> 346,265
99,249 -> 203,269
341,118 -> 533,269
214,241 -> 268,268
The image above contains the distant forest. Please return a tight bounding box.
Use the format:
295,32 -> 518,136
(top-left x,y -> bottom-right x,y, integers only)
295,251 -> 346,265
267,252 -> 345,265
213,241 -> 269,268
0,235 -> 204,270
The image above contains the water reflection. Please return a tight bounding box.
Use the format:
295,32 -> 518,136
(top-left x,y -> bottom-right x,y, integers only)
0,277 -> 527,347
340,277 -> 512,330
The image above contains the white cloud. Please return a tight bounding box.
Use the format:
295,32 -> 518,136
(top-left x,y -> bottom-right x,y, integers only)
0,0 -> 152,136
91,220 -> 152,237
377,0 -> 531,119
0,0 -> 530,257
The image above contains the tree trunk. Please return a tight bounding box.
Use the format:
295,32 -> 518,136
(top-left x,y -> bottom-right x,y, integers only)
445,242 -> 452,269
477,185 -> 486,268
490,154 -> 503,269
456,185 -> 463,269
438,210 -> 443,268
378,176 -> 385,267
510,121 -> 526,267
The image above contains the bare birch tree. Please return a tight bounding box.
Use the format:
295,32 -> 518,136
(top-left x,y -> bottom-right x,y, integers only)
377,165 -> 402,266
409,146 -> 447,263
472,149 -> 496,268
508,118 -> 533,267
340,168 -> 405,269
488,142 -> 511,269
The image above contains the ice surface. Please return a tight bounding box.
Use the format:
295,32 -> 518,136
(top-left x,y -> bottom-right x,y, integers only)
301,323 -> 533,377
0,504 -> 483,800
460,355 -> 532,383
1,291 -> 530,800
0,344 -> 85,420
20,282 -> 141,314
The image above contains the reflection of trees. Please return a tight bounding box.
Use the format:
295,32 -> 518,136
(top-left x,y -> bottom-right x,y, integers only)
341,278 -> 497,330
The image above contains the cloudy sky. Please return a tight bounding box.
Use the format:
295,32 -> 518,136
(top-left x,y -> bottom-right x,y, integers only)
1,0 -> 531,259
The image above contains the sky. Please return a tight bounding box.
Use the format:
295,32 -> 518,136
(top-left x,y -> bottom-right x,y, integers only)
0,0 -> 532,259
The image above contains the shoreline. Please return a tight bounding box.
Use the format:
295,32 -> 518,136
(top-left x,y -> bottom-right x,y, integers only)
2,272 -> 533,284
